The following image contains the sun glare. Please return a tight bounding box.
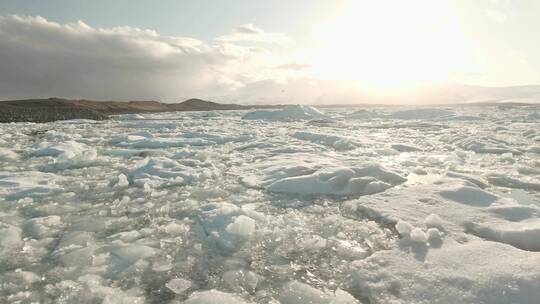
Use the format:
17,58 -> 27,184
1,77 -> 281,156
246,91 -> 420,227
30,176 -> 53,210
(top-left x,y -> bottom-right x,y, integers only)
309,0 -> 476,92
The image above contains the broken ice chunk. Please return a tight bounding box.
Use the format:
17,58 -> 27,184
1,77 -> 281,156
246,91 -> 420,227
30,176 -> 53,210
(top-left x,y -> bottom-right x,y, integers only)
165,278 -> 191,294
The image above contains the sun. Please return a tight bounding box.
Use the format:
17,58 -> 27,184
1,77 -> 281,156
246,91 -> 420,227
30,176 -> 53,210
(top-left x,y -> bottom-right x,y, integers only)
308,0 -> 476,92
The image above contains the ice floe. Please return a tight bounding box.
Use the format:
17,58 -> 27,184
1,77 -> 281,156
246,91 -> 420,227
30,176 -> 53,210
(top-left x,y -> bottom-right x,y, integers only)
1,105 -> 539,303
0,148 -> 18,161
242,105 -> 327,121
128,157 -> 202,188
267,165 -> 406,196
387,108 -> 455,120
292,131 -> 358,151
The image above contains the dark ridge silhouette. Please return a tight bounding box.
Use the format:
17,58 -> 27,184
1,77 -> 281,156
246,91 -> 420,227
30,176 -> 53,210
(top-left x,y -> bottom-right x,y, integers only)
0,97 -> 279,123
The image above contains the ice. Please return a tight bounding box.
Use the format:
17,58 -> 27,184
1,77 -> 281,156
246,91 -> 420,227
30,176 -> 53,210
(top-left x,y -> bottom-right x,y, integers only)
0,148 -> 18,161
487,205 -> 540,221
267,165 -> 405,196
108,242 -> 158,274
225,215 -> 256,237
0,225 -> 23,259
278,281 -> 359,304
292,131 -> 358,151
409,228 -> 428,243
0,171 -> 62,200
395,221 -> 414,237
23,215 -> 63,238
1,105 -> 540,303
438,184 -> 499,206
342,173 -> 540,301
115,113 -> 146,120
114,173 -> 130,187
529,146 -> 540,154
451,135 -> 522,154
32,140 -> 87,158
347,109 -> 380,119
129,157 -> 200,188
198,203 -> 256,253
465,221 -> 540,251
388,108 -> 455,120
221,269 -> 259,293
30,140 -> 108,170
349,241 -> 540,304
242,105 -> 327,121
424,213 -> 444,228
426,227 -> 442,241
183,290 -> 252,304
485,174 -> 540,191
391,143 -> 422,152
445,171 -> 489,189
165,278 -> 191,294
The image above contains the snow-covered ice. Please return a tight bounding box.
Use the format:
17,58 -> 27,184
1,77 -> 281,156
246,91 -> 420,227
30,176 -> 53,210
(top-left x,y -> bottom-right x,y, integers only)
242,105 -> 328,121
1,105 -> 540,303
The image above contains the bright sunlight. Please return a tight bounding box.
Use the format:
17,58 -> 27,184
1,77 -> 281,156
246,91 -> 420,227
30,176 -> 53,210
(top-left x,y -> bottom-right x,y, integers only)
309,0 -> 478,91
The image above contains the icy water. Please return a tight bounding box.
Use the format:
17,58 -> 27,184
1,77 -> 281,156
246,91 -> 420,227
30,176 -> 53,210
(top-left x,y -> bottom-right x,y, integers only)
1,105 -> 540,303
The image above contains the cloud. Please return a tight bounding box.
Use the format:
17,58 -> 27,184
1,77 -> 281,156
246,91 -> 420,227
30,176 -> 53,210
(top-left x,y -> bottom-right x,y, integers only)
234,23 -> 263,35
215,23 -> 293,46
276,63 -> 312,70
484,9 -> 507,23
0,15 -> 288,101
7,15 -> 528,105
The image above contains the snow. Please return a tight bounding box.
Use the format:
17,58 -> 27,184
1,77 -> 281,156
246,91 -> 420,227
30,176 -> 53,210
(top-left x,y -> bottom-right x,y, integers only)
465,221 -> 540,251
438,184 -> 499,206
349,241 -> 540,304
1,105 -> 540,303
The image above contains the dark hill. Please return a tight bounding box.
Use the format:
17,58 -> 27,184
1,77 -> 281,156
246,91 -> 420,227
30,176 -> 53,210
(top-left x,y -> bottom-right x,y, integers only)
0,98 -> 269,123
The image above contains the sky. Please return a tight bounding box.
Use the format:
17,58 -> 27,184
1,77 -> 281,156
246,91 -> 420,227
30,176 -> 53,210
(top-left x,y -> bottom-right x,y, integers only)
1,0 -> 540,103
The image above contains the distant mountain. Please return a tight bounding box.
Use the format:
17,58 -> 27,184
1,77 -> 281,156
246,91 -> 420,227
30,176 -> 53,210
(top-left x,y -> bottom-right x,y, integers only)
314,84 -> 540,105
0,98 -> 277,123
408,84 -> 540,104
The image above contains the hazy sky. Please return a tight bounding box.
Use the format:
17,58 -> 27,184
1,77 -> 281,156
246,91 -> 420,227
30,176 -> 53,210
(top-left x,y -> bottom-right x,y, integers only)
1,0 -> 539,103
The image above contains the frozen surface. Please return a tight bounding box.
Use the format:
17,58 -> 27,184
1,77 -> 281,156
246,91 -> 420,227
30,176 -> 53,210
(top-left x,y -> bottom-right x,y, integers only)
242,105 -> 327,121
0,105 -> 540,303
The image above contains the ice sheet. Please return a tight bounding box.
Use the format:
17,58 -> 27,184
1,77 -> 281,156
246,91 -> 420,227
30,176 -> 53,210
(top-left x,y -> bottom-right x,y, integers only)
1,105 -> 539,303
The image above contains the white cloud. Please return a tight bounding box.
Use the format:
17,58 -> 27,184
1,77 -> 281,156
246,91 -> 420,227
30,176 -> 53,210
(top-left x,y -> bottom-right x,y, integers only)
3,15 -> 531,105
234,23 -> 263,35
0,15 -> 294,101
276,63 -> 312,70
215,23 -> 293,46
484,9 -> 507,23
